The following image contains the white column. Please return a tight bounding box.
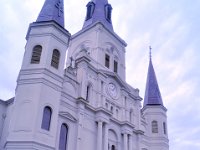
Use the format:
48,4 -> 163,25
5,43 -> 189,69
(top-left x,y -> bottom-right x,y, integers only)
124,133 -> 128,150
104,123 -> 108,150
97,121 -> 103,150
129,134 -> 133,150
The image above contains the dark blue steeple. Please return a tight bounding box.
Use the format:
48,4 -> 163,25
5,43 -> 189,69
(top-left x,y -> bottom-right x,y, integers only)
144,48 -> 164,106
36,0 -> 65,27
83,0 -> 114,31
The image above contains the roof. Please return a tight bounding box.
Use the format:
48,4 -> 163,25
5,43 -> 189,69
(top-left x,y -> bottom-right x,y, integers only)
36,0 -> 65,27
0,97 -> 14,105
143,58 -> 164,106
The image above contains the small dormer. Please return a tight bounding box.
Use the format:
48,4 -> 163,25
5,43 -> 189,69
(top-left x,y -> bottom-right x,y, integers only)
105,4 -> 112,23
85,2 -> 95,21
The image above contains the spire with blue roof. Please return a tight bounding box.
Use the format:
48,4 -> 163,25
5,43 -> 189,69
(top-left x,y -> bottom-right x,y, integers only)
83,0 -> 114,31
143,47 -> 164,106
36,0 -> 65,27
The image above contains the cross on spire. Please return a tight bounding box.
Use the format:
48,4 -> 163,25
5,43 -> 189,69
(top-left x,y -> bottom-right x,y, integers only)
36,0 -> 65,27
55,1 -> 63,17
149,46 -> 152,60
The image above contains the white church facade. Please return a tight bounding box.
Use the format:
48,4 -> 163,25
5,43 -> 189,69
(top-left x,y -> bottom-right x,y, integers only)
0,0 -> 169,150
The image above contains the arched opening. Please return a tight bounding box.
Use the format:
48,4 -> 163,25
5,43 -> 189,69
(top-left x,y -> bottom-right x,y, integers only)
108,129 -> 118,150
41,106 -> 52,131
51,49 -> 60,69
31,45 -> 42,64
59,123 -> 68,150
111,145 -> 115,150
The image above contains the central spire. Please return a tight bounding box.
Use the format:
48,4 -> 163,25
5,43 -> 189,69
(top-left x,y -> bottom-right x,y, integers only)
83,0 -> 114,31
143,47 -> 164,107
36,0 -> 65,27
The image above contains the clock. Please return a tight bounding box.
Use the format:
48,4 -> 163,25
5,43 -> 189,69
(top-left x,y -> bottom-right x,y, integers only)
107,83 -> 118,99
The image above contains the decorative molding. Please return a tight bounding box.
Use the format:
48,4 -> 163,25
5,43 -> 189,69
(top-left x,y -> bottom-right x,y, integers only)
59,111 -> 77,122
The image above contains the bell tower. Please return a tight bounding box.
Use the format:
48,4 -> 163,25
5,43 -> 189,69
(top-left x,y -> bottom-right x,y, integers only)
5,0 -> 70,149
142,48 -> 169,150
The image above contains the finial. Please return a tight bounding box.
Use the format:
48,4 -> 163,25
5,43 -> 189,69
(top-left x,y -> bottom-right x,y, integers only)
149,46 -> 152,60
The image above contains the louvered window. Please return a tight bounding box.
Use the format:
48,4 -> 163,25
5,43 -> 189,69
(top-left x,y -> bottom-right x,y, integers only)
152,120 -> 158,133
51,49 -> 60,69
31,45 -> 42,64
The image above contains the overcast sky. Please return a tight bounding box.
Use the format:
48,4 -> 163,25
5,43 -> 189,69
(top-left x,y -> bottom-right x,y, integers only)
0,0 -> 200,149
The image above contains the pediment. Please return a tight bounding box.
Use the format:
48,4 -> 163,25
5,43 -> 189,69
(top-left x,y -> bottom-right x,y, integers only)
59,111 -> 77,122
99,69 -> 129,90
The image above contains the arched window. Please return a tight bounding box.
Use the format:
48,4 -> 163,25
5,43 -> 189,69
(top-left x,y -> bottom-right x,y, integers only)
152,120 -> 158,133
51,49 -> 60,69
59,124 -> 68,150
41,106 -> 52,131
111,145 -> 115,150
31,45 -> 42,64
163,122 -> 167,134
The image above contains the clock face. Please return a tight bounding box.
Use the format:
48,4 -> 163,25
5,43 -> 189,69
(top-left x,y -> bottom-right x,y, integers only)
107,83 -> 118,99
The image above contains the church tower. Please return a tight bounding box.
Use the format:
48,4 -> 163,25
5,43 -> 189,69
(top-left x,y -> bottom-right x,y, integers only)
62,0 -> 143,150
5,0 -> 70,149
141,49 -> 169,150
66,0 -> 127,81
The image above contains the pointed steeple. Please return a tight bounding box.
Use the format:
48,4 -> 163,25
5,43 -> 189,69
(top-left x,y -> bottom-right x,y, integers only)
36,0 -> 65,27
83,0 -> 114,31
144,47 -> 164,106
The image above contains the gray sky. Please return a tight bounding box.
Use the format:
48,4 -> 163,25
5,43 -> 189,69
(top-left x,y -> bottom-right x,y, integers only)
0,0 -> 200,149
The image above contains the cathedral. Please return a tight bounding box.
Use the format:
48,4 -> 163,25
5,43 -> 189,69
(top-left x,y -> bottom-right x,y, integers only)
0,0 -> 169,150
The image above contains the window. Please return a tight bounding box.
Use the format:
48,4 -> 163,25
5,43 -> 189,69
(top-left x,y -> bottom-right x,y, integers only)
41,106 -> 52,131
59,124 -> 68,150
163,122 -> 167,134
31,45 -> 42,64
86,2 -> 95,20
105,4 -> 112,23
105,54 -> 110,68
86,85 -> 90,101
111,106 -> 113,113
152,120 -> 158,133
111,145 -> 115,150
114,60 -> 118,73
51,49 -> 60,69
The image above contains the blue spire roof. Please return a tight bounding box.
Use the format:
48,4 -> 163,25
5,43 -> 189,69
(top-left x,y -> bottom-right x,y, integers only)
36,0 -> 65,27
144,49 -> 163,106
83,0 -> 114,31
